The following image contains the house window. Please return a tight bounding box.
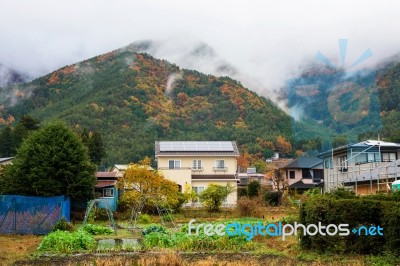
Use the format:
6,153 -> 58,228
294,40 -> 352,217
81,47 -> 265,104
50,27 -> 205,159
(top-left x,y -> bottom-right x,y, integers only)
355,154 -> 367,164
215,160 -> 225,169
103,188 -> 114,198
192,186 -> 205,203
192,160 -> 202,170
289,171 -> 295,179
339,155 -> 348,172
168,160 -> 181,169
313,169 -> 323,183
367,153 -> 377,162
324,159 -> 332,169
381,152 -> 396,162
302,169 -> 312,179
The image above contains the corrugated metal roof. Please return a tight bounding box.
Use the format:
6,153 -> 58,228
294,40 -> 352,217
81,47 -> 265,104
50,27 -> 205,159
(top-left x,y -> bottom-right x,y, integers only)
318,140 -> 400,157
96,172 -> 117,178
95,180 -> 117,188
113,164 -> 128,170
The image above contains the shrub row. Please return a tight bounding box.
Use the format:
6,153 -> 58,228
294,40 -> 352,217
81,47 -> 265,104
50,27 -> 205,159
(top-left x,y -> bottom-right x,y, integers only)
142,224 -> 253,251
300,195 -> 400,254
38,230 -> 96,253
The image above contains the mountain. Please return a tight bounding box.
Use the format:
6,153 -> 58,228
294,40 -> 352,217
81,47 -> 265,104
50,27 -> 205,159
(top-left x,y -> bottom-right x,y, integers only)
0,48 -> 293,166
121,40 -> 271,98
0,64 -> 27,87
283,58 -> 400,148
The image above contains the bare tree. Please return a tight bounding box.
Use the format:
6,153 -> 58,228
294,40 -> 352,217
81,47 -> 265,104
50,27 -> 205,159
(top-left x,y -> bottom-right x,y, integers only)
268,168 -> 288,193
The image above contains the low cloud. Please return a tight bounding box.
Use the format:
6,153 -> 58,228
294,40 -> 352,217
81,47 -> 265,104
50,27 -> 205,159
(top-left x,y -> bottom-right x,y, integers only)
0,0 -> 399,108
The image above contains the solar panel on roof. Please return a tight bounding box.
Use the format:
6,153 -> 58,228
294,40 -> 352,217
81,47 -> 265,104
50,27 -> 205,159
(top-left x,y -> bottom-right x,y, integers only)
159,141 -> 234,152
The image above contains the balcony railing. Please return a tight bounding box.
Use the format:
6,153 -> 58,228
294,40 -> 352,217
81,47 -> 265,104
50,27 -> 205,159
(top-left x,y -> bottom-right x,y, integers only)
158,167 -> 192,170
213,167 -> 228,171
158,166 -> 228,172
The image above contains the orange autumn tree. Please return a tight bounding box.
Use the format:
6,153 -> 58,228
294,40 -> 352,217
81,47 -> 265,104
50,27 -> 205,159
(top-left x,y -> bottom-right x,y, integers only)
275,136 -> 292,155
237,152 -> 251,171
118,157 -> 181,210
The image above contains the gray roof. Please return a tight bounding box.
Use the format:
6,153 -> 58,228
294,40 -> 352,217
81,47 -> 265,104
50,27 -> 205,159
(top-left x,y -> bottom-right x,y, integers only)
155,141 -> 239,156
289,180 -> 316,189
283,157 -> 322,169
318,140 -> 400,157
0,157 -> 14,163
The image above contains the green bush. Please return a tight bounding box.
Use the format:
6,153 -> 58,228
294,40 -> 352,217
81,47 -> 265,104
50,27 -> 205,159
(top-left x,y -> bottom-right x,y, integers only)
161,213 -> 173,223
326,187 -> 357,199
199,184 -> 234,212
280,214 -> 298,225
300,195 -> 400,254
82,224 -> 114,235
143,225 -> 250,251
37,230 -> 96,253
142,232 -> 174,248
262,191 -> 282,206
52,217 -> 74,232
138,214 -> 152,224
381,201 -> 400,251
247,180 -> 260,197
363,190 -> 400,201
142,224 -> 167,236
237,187 -> 247,198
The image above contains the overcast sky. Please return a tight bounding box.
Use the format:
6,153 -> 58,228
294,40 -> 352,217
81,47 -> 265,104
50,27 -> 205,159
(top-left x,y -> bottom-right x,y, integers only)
1,0 -> 400,93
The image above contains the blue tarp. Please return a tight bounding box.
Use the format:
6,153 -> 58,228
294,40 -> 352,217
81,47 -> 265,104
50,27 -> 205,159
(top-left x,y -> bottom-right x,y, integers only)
0,195 -> 70,235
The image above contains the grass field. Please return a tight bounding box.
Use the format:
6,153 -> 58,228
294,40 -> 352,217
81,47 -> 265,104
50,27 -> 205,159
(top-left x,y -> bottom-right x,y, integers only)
3,232 -> 398,266
0,235 -> 42,265
3,209 -> 400,266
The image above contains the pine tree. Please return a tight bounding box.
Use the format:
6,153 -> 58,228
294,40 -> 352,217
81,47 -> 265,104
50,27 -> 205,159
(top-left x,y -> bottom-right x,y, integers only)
0,122 -> 96,204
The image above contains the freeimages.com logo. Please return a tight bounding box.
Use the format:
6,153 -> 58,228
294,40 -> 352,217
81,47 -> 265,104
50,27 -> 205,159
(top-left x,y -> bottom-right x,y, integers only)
187,219 -> 383,241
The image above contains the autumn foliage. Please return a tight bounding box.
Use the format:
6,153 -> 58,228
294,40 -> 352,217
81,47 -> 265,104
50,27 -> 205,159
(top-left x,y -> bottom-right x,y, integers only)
118,158 -> 180,210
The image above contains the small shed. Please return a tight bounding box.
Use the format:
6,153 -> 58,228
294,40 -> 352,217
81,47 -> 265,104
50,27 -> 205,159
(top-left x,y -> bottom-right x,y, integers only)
95,172 -> 118,211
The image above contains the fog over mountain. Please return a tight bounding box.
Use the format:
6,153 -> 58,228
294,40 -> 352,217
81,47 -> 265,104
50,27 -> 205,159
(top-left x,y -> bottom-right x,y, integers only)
1,0 -> 400,105
0,64 -> 28,87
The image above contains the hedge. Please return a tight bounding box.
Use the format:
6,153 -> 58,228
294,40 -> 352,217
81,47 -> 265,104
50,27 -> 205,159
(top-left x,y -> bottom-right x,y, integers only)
300,195 -> 400,254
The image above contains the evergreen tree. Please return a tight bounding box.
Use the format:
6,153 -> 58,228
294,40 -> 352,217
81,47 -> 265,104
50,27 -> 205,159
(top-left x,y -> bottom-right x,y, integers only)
0,115 -> 40,157
80,129 -> 106,166
0,126 -> 15,157
0,122 -> 96,204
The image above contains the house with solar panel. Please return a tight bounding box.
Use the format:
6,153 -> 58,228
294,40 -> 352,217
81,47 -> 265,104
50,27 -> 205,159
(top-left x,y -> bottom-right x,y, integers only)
155,141 -> 240,206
